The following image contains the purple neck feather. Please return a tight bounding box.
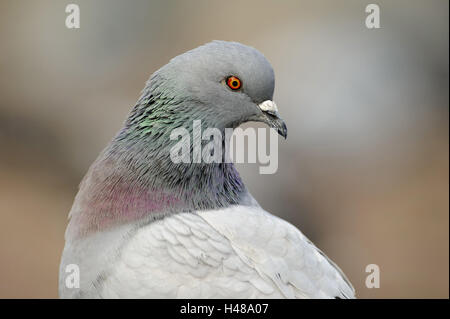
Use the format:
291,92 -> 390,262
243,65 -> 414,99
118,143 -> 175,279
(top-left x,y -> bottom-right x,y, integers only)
66,132 -> 248,240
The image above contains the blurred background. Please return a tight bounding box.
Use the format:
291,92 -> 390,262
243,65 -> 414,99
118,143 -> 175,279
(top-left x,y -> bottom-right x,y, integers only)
0,0 -> 448,298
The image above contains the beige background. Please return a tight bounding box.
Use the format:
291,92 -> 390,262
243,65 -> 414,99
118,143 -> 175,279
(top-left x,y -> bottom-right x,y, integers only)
0,0 -> 448,298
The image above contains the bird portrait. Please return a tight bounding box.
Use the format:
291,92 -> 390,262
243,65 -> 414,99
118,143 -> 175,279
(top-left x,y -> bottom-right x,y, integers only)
58,41 -> 354,299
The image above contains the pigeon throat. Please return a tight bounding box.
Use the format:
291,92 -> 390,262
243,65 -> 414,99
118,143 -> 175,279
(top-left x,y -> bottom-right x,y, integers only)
66,132 -> 249,240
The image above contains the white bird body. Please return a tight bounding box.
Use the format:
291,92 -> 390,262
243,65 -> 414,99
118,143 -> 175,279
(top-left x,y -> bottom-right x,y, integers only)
59,203 -> 354,299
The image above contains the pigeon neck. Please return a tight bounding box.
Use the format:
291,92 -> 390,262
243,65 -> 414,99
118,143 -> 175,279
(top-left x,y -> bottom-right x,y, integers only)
66,126 -> 249,240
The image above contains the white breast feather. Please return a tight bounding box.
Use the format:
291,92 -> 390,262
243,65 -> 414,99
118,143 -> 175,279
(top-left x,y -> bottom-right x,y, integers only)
89,205 -> 355,299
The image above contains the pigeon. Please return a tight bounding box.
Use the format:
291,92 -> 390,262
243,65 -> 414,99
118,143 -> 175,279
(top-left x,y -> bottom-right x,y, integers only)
59,40 -> 355,299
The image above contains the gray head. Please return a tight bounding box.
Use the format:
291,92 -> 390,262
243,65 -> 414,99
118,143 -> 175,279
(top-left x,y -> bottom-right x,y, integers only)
136,40 -> 287,137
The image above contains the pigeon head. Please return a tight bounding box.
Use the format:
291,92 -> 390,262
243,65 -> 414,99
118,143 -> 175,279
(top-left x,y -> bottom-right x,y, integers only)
136,40 -> 287,138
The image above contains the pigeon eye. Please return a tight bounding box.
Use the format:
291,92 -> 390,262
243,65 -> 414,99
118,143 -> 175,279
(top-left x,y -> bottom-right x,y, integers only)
226,76 -> 242,90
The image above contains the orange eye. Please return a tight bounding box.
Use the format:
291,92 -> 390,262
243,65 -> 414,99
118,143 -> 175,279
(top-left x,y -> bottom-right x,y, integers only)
226,76 -> 242,90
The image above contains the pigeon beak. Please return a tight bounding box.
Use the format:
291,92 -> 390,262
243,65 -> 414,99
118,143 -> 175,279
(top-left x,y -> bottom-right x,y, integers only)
257,100 -> 288,139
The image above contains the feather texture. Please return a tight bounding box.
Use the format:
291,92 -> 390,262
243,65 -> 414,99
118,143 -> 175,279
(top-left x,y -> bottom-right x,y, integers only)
60,205 -> 354,298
